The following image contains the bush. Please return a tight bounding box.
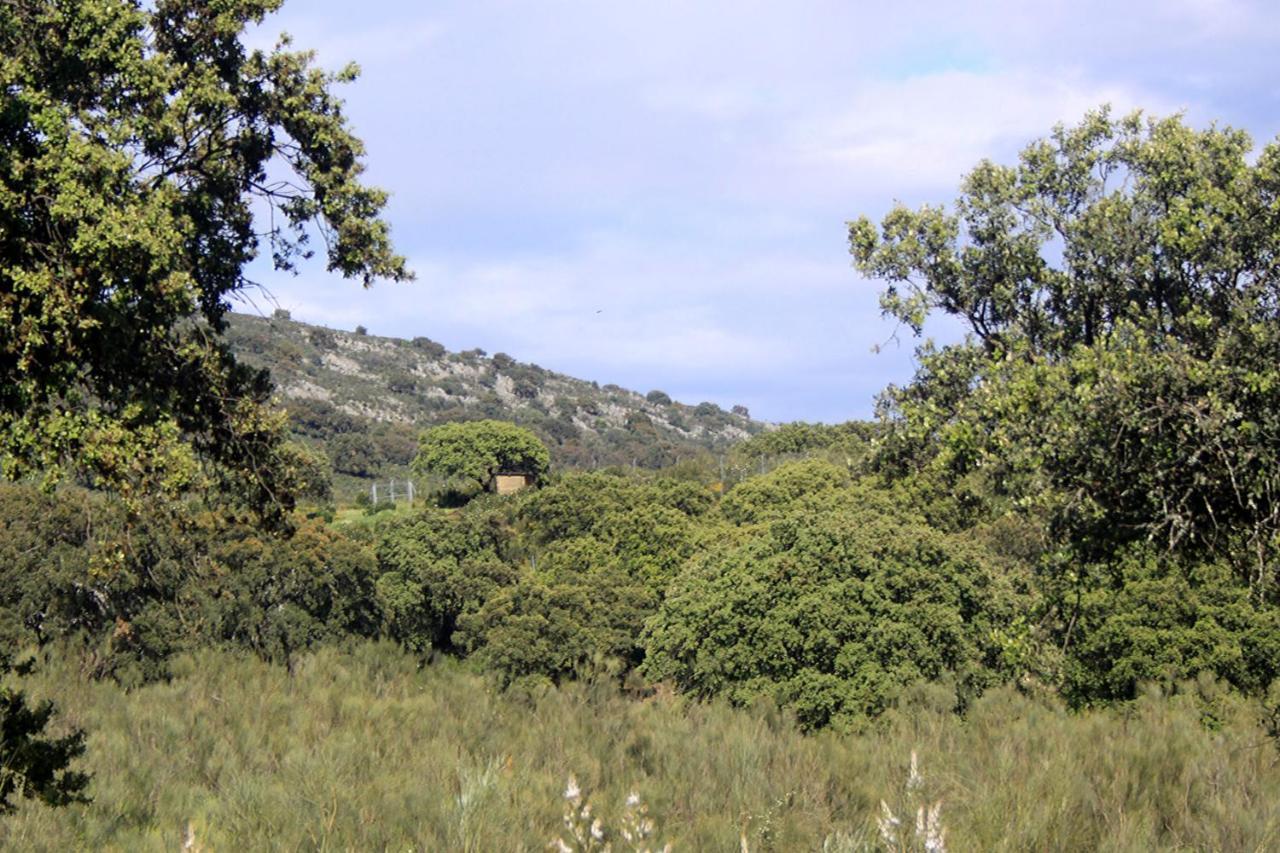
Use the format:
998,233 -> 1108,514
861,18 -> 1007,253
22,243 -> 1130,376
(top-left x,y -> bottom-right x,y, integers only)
719,459 -> 850,525
643,482 -> 1013,729
411,336 -> 446,357
0,485 -> 381,683
386,370 -> 418,394
376,506 -> 517,653
1061,547 -> 1280,706
646,390 -> 672,406
205,518 -> 381,665
391,472 -> 715,683
330,433 -> 380,477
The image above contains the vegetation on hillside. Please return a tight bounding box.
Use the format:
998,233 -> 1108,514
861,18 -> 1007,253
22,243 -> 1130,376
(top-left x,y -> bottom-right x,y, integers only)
223,311 -> 767,496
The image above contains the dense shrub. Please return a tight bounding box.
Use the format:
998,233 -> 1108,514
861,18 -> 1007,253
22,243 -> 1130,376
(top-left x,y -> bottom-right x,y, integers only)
204,519 -> 381,665
459,548 -> 654,684
375,505 -> 516,653
1062,548 -> 1280,706
411,336 -> 446,357
0,485 -> 380,683
330,433 -> 380,477
718,458 -> 850,525
644,482 -> 1014,729
376,472 -> 716,682
646,390 -> 672,405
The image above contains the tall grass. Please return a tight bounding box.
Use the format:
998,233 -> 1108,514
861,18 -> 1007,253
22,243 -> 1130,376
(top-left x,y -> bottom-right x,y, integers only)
3,643 -> 1278,851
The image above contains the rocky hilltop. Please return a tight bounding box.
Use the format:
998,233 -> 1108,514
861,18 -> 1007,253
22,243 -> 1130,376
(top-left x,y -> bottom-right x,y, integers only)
225,311 -> 767,485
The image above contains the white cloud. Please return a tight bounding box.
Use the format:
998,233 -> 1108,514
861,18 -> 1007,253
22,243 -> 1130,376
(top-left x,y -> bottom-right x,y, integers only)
784,70 -> 1171,195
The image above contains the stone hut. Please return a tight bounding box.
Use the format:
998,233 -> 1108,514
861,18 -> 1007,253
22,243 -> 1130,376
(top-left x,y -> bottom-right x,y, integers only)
492,471 -> 536,495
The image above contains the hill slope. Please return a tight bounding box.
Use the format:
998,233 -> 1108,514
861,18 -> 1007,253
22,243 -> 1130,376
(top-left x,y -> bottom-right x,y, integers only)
224,312 -> 766,486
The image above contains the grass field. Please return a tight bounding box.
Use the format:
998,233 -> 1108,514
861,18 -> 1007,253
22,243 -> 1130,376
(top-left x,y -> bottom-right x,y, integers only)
3,643 -> 1279,851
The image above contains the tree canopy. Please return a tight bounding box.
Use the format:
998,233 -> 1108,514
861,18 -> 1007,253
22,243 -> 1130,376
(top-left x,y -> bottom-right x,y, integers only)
412,420 -> 550,496
0,0 -> 409,519
850,107 -> 1280,601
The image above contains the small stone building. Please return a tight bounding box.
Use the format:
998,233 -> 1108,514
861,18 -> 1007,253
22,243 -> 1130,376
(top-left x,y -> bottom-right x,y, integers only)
492,472 -> 536,496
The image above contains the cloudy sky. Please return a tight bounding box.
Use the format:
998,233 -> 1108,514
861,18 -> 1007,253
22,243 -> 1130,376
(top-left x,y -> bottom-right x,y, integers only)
243,0 -> 1280,422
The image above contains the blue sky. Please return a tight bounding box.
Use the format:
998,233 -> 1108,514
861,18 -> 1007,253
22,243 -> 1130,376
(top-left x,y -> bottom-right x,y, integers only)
243,0 -> 1280,422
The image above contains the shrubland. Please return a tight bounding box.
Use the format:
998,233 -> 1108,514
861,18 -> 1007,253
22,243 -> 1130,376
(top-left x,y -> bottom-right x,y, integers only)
3,20 -> 1279,844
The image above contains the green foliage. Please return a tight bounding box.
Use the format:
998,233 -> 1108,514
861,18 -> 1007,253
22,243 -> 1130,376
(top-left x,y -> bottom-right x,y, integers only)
1061,547 -> 1280,706
851,107 -> 1280,599
413,420 -> 550,495
411,336 -> 446,357
850,107 -> 1280,706
0,484 -> 380,683
376,472 -> 716,684
645,390 -> 672,405
330,433 -> 380,477
0,0 -> 408,521
203,518 -> 380,665
718,458 -> 850,525
459,558 -> 654,685
645,472 -> 1015,729
375,503 -> 516,654
734,422 -> 875,462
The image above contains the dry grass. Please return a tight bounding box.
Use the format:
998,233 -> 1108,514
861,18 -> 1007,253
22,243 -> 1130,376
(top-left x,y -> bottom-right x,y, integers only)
3,643 -> 1279,851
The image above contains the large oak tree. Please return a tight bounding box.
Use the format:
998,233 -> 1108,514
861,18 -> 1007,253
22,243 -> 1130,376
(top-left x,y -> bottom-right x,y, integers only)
0,0 -> 408,812
1,0 -> 410,519
850,107 -> 1280,604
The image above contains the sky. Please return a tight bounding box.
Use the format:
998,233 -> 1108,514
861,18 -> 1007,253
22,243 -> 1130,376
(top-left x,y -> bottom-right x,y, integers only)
242,0 -> 1280,423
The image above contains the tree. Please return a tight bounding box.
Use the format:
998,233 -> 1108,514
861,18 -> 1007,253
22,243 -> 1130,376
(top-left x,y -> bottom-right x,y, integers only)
848,109 -> 1280,706
1,0 -> 410,520
0,0 -> 407,813
645,390 -> 672,406
412,420 -> 550,495
850,108 -> 1280,601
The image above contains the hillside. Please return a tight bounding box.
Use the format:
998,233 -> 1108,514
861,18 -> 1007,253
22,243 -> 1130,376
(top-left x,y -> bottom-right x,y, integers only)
224,311 -> 767,488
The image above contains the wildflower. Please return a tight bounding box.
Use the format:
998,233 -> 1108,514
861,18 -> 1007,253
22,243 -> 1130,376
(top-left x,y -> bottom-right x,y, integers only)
921,802 -> 946,853
564,776 -> 581,802
878,800 -> 901,847
906,750 -> 922,792
874,752 -> 947,853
